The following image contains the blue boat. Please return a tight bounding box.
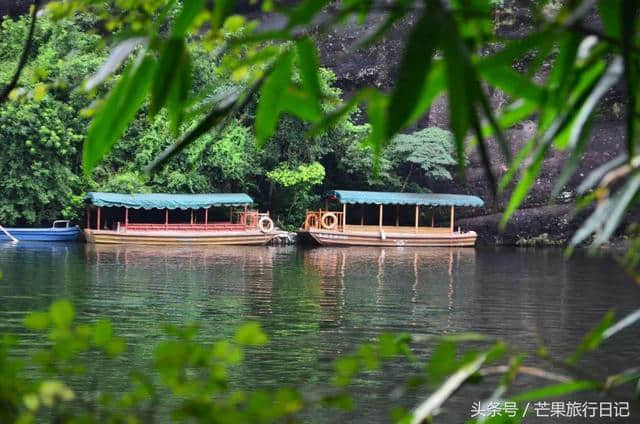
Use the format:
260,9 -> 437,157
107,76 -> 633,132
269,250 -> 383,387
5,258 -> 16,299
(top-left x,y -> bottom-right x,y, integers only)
0,220 -> 80,242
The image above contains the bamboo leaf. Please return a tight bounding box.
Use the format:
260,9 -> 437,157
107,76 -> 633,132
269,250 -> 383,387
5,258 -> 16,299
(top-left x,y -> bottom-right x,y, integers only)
364,91 -> 388,163
146,88 -> 241,172
501,56 -> 609,225
150,38 -> 188,117
166,43 -> 192,135
386,3 -> 442,137
172,0 -> 206,37
84,56 -> 157,173
296,38 -> 323,116
480,30 -> 557,69
213,0 -> 235,30
441,20 -> 473,176
551,116 -> 592,198
576,154 -> 628,195
281,86 -> 322,122
285,0 -> 330,27
440,11 -> 500,189
567,311 -> 615,364
621,0 -> 639,157
255,51 -> 294,146
593,172 -> 640,245
603,308 -> 640,340
85,37 -> 146,91
555,57 -> 623,150
477,66 -> 545,104
306,88 -> 377,137
411,353 -> 488,424
353,0 -> 411,47
597,0 -> 622,39
569,196 -> 612,246
500,141 -> 549,228
477,100 -> 537,140
405,60 -> 445,126
498,137 -> 535,192
540,32 -> 581,129
509,381 -> 600,403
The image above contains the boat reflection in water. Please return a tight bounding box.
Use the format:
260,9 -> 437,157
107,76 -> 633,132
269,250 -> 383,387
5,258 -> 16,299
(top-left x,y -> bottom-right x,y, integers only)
302,247 -> 476,332
83,244 -> 281,321
82,244 -> 476,333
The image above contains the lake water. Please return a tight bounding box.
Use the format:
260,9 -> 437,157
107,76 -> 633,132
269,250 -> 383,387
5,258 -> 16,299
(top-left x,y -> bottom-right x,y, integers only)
1,243 -> 639,423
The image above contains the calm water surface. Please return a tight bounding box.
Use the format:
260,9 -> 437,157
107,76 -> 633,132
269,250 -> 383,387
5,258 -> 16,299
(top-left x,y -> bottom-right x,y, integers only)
1,243 -> 639,423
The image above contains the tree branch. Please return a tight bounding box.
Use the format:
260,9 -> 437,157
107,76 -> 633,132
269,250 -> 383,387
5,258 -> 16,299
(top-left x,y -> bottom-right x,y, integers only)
0,0 -> 41,106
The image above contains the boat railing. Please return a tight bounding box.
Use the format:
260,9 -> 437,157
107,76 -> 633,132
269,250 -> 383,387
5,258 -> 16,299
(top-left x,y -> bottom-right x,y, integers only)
303,210 -> 345,231
52,220 -> 71,228
239,210 -> 270,229
124,223 -> 248,231
116,210 -> 272,232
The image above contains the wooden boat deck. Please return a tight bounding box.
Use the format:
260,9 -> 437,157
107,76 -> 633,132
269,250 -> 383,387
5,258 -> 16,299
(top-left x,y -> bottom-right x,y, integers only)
342,225 -> 453,234
84,228 -> 278,245
304,228 -> 477,247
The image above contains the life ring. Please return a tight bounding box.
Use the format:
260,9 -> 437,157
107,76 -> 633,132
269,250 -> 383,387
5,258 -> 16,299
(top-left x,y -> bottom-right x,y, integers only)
305,214 -> 318,229
321,212 -> 338,230
258,216 -> 274,233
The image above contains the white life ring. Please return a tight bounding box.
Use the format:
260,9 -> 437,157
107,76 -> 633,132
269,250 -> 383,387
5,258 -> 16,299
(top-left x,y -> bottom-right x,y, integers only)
321,212 -> 338,230
258,216 -> 274,233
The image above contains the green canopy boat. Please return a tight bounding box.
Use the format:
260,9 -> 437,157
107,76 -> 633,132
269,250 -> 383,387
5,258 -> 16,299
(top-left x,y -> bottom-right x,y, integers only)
84,192 -> 281,246
300,190 -> 484,247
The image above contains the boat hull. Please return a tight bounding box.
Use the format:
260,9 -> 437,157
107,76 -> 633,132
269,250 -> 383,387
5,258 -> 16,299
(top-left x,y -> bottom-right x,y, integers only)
0,227 -> 80,242
302,229 -> 478,247
84,229 -> 278,246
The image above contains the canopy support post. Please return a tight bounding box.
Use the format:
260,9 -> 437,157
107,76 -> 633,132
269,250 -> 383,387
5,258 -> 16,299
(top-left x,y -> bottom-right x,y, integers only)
165,209 -> 168,230
97,207 -> 101,230
395,205 -> 399,226
324,198 -> 329,211
431,210 -> 435,227
415,205 -> 419,233
125,208 -> 128,228
360,204 -> 364,226
243,205 -> 247,226
190,210 -> 194,225
342,203 -> 346,231
378,204 -> 383,229
205,208 -> 208,230
86,206 -> 90,229
450,206 -> 455,233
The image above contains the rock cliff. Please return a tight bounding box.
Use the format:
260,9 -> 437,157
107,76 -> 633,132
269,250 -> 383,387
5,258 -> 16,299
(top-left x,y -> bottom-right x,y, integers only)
313,1 -> 632,246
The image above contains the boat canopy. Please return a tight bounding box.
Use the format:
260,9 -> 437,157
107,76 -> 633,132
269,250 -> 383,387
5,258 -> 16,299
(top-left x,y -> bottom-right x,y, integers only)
326,190 -> 484,207
86,192 -> 253,210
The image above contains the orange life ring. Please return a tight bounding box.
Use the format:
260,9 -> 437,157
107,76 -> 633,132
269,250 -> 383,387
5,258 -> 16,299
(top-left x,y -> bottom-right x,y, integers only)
321,212 -> 338,230
305,214 -> 318,229
258,216 -> 274,233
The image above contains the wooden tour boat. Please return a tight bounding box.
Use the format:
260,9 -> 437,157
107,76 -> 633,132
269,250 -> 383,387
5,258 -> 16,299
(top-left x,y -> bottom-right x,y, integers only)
84,192 -> 281,245
300,190 -> 484,247
0,220 -> 80,242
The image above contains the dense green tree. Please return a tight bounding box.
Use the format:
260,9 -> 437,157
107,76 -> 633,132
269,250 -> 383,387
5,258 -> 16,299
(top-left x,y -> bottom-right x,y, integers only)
0,15 -> 102,225
1,14 -> 454,227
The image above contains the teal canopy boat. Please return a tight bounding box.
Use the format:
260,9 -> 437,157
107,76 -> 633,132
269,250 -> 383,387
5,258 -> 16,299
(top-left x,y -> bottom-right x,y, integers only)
301,190 -> 484,247
84,192 -> 281,246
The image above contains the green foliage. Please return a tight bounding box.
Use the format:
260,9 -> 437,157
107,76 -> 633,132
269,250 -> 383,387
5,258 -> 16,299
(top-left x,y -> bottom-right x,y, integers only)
267,162 -> 325,188
390,127 -> 458,182
1,13 -> 415,227
267,162 -> 325,228
40,0 -> 640,254
0,15 -> 101,225
3,300 -> 639,423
